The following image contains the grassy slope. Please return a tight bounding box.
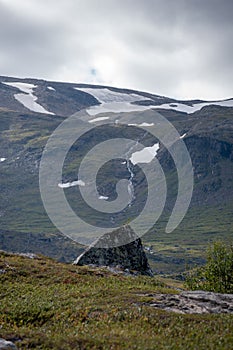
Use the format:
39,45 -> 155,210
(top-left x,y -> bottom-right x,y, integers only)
1,252 -> 233,350
144,202 -> 233,274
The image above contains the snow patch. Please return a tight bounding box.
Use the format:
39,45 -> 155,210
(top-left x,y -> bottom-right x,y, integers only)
89,116 -> 110,123
99,195 -> 109,200
58,180 -> 85,188
77,86 -> 233,116
3,82 -> 54,115
217,99 -> 233,107
180,133 -> 187,139
128,122 -> 154,127
86,102 -> 153,116
0,157 -> 6,162
75,87 -> 154,116
3,82 -> 35,94
47,86 -> 55,91
75,87 -> 150,104
139,122 -> 154,127
154,99 -> 233,114
86,97 -> 233,116
14,94 -> 55,114
130,143 -> 160,165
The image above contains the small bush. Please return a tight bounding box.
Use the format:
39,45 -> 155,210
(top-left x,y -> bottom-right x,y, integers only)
185,241 -> 233,293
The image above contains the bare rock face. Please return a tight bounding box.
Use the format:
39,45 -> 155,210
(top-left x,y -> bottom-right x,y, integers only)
145,290 -> 233,314
73,225 -> 153,276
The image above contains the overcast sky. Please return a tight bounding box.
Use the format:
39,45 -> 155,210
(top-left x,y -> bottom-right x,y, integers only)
0,0 -> 232,100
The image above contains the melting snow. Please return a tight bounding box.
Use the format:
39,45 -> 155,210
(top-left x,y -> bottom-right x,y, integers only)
0,158 -> 6,162
86,102 -> 152,116
89,116 -> 110,123
85,98 -> 233,116
154,99 -> 233,114
99,195 -> 109,200
3,82 -> 35,94
217,99 -> 233,107
14,94 -> 55,114
75,87 -> 149,104
76,86 -> 233,116
128,122 -> 154,127
139,122 -> 154,127
130,143 -> 160,165
58,180 -> 85,188
75,87 -> 154,116
180,133 -> 187,139
3,82 -> 54,115
77,86 -> 233,116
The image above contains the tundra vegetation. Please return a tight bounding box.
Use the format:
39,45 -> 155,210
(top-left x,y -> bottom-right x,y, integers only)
1,249 -> 233,349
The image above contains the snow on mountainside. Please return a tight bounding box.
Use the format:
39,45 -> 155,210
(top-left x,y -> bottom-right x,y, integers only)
153,99 -> 233,114
1,76 -> 233,117
76,86 -> 233,116
75,87 -> 155,115
0,75 -> 233,270
75,87 -> 151,103
3,82 -> 55,115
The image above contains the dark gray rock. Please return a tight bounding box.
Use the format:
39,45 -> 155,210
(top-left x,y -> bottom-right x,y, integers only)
0,339 -> 17,350
73,225 -> 153,276
144,290 -> 233,314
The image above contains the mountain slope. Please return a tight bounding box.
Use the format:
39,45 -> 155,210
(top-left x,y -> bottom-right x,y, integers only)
0,75 -> 232,272
1,75 -> 233,117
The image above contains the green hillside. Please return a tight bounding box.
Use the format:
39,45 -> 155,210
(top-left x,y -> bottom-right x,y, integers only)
1,252 -> 233,349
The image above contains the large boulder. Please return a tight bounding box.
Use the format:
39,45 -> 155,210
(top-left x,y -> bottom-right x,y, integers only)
73,225 -> 153,276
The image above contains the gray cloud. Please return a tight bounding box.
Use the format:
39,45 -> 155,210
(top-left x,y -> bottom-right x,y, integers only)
0,0 -> 232,100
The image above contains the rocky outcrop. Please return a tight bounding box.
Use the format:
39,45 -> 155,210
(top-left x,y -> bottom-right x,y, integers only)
144,290 -> 233,314
0,339 -> 17,350
73,225 -> 153,276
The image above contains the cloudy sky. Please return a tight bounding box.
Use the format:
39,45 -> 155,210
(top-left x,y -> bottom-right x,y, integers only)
0,0 -> 232,100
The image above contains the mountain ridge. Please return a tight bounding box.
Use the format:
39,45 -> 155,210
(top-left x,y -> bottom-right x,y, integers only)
1,75 -> 233,117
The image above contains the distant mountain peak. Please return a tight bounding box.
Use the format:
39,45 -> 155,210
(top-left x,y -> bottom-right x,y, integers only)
1,75 -> 232,117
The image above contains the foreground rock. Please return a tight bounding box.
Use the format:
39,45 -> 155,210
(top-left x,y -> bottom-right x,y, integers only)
73,225 -> 153,276
144,290 -> 233,314
0,339 -> 17,350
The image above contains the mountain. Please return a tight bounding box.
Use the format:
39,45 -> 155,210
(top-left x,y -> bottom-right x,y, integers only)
0,75 -> 232,273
